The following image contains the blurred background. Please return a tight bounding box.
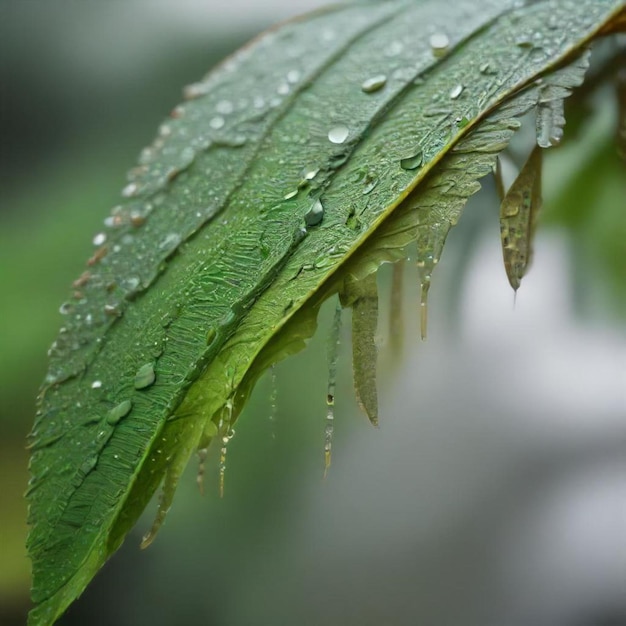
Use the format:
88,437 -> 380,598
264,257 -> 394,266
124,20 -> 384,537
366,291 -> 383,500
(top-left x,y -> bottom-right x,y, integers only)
1,2 -> 624,625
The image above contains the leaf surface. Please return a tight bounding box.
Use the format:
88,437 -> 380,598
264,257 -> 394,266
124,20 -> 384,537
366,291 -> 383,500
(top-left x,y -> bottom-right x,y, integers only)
27,1 -> 626,624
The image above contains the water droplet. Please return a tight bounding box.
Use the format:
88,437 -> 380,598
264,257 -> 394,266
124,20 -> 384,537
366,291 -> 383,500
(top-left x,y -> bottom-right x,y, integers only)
158,123 -> 172,137
59,302 -> 74,315
134,363 -> 156,390
159,233 -> 182,252
449,84 -> 464,100
209,116 -> 225,130
104,304 -> 121,317
91,380 -> 102,389
107,400 -> 132,425
361,74 -> 387,94
183,82 -> 209,99
122,182 -> 138,198
129,212 -> 146,227
328,125 -> 349,144
362,176 -> 379,195
302,167 -> 320,181
286,69 -> 301,84
284,189 -> 298,200
304,200 -> 325,227
216,99 -> 234,115
92,232 -> 107,246
429,32 -> 450,56
400,149 -> 424,170
277,83 -> 290,96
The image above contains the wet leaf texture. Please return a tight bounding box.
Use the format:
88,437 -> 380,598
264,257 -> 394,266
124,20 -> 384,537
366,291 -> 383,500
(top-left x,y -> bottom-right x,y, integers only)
27,1 -> 626,624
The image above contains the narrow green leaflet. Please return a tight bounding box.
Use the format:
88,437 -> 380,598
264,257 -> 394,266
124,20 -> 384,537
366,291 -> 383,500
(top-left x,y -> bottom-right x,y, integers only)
500,145 -> 543,290
27,1 -> 626,624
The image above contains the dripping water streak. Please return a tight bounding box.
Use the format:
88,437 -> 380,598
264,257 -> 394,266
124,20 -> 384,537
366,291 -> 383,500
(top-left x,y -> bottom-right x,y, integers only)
269,365 -> 278,440
196,448 -> 208,495
324,301 -> 343,478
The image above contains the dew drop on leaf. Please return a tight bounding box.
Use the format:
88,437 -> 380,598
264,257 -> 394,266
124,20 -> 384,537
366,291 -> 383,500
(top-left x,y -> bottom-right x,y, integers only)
304,200 -> 325,227
449,84 -> 464,100
107,400 -> 132,426
400,149 -> 424,171
134,363 -> 156,390
92,233 -> 107,246
429,32 -> 450,57
361,74 -> 387,93
327,125 -> 350,144
209,116 -> 225,130
215,99 -> 234,114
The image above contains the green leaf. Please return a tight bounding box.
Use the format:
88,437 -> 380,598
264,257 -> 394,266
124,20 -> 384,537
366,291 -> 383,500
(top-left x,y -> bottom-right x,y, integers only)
27,1 -> 626,624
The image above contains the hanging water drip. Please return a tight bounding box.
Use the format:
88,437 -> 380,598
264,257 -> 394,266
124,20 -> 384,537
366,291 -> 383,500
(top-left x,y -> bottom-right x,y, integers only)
196,447 -> 209,496
269,365 -> 278,440
218,400 -> 235,498
324,300 -> 343,477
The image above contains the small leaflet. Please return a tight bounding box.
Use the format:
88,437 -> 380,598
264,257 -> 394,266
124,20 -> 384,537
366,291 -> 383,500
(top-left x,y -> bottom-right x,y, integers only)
324,301 -> 343,477
535,49 -> 591,148
499,145 -> 543,291
341,273 -> 379,426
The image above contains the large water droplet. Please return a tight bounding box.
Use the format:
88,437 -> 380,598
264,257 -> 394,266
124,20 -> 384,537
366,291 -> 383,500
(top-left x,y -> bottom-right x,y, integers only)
107,400 -> 132,425
361,74 -> 387,94
134,363 -> 156,390
328,125 -> 350,144
449,84 -> 464,100
305,200 -> 325,227
429,32 -> 450,57
302,167 -> 320,181
400,150 -> 423,170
